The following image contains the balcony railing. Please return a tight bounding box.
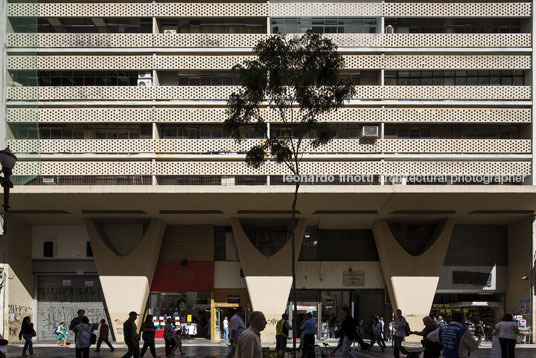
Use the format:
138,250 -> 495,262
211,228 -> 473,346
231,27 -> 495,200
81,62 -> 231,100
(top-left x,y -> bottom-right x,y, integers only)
12,160 -> 531,177
7,85 -> 532,101
7,2 -> 530,18
7,54 -> 531,71
7,33 -> 531,49
7,138 -> 532,155
6,108 -> 532,124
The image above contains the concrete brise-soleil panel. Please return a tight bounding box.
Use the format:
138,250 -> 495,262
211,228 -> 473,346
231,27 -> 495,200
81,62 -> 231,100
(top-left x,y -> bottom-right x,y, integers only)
84,218 -> 165,341
372,218 -> 454,340
231,218 -> 307,342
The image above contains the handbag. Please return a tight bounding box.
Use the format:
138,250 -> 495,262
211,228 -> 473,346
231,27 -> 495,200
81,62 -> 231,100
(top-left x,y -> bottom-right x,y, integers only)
90,333 -> 97,345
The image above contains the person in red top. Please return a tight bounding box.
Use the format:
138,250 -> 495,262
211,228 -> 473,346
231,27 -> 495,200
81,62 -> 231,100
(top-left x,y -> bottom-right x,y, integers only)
95,319 -> 115,352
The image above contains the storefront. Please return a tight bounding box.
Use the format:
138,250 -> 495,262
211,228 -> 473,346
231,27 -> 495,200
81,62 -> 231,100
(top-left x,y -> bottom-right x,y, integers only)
431,293 -> 506,326
149,260 -> 214,339
289,289 -> 387,339
213,289 -> 251,341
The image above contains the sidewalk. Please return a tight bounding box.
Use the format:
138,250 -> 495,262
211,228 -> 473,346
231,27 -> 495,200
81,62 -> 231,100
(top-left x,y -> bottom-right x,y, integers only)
5,339 -> 536,357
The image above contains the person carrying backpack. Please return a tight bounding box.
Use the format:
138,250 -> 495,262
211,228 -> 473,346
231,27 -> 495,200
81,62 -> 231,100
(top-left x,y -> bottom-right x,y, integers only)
393,309 -> 410,358
55,322 -> 69,347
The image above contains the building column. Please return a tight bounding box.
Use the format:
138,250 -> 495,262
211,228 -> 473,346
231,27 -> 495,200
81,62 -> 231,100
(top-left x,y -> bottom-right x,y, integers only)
506,217 -> 533,335
85,218 -> 165,341
1,217 -> 33,341
231,218 -> 307,342
372,218 -> 454,337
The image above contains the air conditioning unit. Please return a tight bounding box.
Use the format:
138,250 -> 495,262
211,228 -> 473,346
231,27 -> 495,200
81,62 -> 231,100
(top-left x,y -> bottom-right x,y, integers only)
137,79 -> 152,87
362,126 -> 379,138
163,29 -> 177,34
138,71 -> 152,79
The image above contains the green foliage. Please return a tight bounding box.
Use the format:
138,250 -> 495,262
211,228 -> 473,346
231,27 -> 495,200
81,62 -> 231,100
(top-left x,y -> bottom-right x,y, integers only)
225,31 -> 355,171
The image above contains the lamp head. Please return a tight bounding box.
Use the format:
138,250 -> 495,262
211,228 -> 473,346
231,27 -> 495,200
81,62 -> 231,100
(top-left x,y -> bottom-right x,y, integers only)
0,147 -> 17,171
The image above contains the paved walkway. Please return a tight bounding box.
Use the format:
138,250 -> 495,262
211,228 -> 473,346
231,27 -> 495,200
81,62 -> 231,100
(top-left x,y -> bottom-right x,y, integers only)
6,340 -> 536,357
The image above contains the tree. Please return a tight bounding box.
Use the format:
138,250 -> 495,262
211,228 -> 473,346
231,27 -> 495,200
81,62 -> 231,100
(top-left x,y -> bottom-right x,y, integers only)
225,31 -> 355,353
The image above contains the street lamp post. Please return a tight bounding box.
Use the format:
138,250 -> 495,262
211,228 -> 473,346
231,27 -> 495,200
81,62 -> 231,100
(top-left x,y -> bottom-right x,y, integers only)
0,147 -> 18,232
0,147 -> 16,337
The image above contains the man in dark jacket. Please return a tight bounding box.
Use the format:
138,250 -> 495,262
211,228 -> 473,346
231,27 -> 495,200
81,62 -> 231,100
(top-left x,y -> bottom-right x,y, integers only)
69,309 -> 85,340
410,316 -> 441,358
122,311 -> 140,358
340,306 -> 358,358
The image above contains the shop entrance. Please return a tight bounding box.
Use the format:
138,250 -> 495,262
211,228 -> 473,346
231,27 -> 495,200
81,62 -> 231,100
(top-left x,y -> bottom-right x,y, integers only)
289,289 -> 386,340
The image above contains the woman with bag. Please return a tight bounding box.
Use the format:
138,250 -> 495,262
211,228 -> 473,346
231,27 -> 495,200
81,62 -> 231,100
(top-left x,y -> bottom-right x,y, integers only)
493,314 -> 519,358
74,316 -> 92,358
19,316 -> 36,357
56,322 -> 69,347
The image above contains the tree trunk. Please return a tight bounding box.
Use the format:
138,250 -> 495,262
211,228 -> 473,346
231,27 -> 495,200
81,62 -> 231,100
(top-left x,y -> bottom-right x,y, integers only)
291,181 -> 300,357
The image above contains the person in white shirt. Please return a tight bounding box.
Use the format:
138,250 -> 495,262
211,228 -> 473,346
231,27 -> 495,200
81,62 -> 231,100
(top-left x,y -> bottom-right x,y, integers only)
393,309 -> 409,358
223,316 -> 229,342
235,311 -> 267,358
493,313 -> 519,358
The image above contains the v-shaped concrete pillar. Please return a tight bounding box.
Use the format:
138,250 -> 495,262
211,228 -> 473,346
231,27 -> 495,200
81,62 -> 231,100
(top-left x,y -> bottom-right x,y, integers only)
372,219 -> 454,337
85,219 -> 166,341
231,218 -> 307,342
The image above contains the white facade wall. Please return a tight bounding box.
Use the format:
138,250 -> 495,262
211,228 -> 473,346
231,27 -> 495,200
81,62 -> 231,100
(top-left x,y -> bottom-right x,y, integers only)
32,225 -> 89,259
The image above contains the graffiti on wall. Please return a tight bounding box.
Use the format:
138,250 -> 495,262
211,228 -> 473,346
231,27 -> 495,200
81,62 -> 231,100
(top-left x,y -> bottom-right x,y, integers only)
37,302 -> 107,340
8,304 -> 33,338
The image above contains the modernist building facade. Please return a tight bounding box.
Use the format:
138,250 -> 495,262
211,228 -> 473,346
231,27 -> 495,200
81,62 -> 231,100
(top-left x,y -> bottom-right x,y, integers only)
0,0 -> 535,344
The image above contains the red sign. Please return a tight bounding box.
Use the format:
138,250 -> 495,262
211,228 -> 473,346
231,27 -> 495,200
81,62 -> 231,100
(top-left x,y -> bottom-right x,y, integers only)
151,261 -> 214,291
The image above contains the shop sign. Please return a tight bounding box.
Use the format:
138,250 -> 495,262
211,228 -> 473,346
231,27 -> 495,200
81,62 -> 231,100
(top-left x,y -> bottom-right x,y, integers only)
297,303 -> 317,312
228,295 -> 240,304
151,260 -> 214,291
215,303 -> 239,308
342,271 -> 364,287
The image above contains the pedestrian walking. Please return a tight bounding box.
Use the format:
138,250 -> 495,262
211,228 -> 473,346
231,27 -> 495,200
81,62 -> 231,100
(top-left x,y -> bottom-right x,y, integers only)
388,321 -> 393,342
300,312 -> 316,358
122,311 -> 141,358
475,321 -> 485,339
393,309 -> 410,358
56,322 -> 69,347
427,311 -> 481,358
493,313 -> 519,358
410,316 -> 440,358
368,317 -> 385,353
95,319 -> 114,352
171,325 -> 185,356
275,313 -> 291,353
140,315 -> 156,358
338,306 -> 357,358
223,316 -> 229,342
235,311 -> 267,358
73,316 -> 92,358
379,317 -> 386,346
70,309 -> 86,340
227,307 -> 246,358
19,316 -> 36,357
164,318 -> 176,357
